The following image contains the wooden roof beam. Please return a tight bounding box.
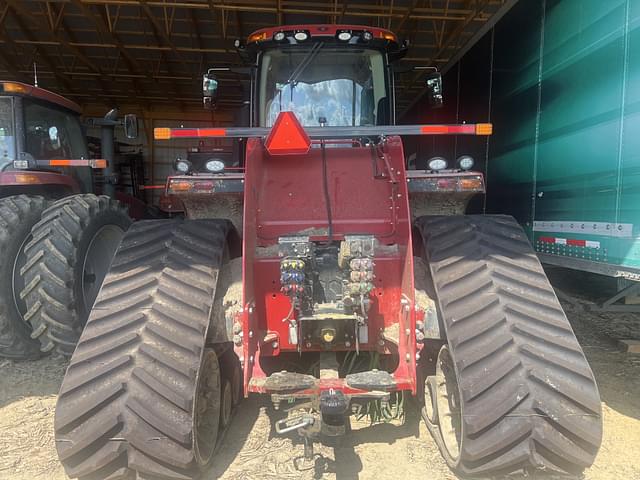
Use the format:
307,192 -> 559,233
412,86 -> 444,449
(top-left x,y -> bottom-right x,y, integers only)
5,6 -> 73,92
70,0 -> 147,79
399,0 -> 491,117
6,0 -> 102,76
73,0 -> 492,21
0,7 -> 28,81
138,3 -> 188,109
138,0 -> 189,72
0,37 -> 231,54
46,2 -> 115,101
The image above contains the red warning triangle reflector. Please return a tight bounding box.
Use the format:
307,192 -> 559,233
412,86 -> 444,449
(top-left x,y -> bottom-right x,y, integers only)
264,111 -> 311,156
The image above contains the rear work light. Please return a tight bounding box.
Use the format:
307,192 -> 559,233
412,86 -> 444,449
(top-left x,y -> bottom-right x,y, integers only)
457,155 -> 474,170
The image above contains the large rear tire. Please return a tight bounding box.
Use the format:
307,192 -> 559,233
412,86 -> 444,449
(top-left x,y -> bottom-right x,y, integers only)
21,194 -> 131,355
0,195 -> 48,359
416,215 -> 602,477
54,218 -> 233,480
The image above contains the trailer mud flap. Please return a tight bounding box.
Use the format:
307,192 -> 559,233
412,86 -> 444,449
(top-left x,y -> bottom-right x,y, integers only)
416,215 -> 602,477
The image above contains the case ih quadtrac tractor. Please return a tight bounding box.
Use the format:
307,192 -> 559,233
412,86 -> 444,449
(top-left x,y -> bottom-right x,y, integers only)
0,81 -> 134,359
54,25 -> 602,479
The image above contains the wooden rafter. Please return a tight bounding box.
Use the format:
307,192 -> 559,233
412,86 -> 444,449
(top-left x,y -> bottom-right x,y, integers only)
7,0 -> 102,75
71,0 -> 147,79
76,0 -> 494,21
138,3 -> 187,110
4,5 -> 73,92
397,0 -> 492,115
138,0 -> 189,71
0,0 -> 503,113
0,6 -> 27,81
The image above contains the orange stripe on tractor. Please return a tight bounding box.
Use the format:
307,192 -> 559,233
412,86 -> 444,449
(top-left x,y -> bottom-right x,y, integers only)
46,159 -> 107,168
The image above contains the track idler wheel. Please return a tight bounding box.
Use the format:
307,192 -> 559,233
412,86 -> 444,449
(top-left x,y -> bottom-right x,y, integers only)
434,345 -> 462,464
195,348 -> 222,466
219,378 -> 233,430
422,374 -> 438,426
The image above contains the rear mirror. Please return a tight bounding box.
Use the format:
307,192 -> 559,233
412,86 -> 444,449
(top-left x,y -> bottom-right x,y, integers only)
203,73 -> 218,109
425,72 -> 443,108
124,114 -> 138,139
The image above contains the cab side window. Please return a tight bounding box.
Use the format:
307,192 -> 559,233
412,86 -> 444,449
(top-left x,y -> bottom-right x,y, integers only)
23,100 -> 87,160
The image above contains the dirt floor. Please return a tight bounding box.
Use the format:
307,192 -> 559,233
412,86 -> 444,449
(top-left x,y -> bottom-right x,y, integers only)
1,269 -> 640,480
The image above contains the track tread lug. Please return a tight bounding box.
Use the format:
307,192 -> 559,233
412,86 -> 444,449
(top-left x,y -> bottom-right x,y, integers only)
54,219 -> 232,480
416,215 -> 602,477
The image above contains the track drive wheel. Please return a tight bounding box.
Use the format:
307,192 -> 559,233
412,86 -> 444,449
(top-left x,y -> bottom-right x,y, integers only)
21,194 -> 131,355
55,219 -> 233,480
0,195 -> 47,359
417,215 -> 603,477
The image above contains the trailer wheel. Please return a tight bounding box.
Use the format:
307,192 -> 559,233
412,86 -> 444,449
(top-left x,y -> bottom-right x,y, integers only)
54,219 -> 233,480
21,194 -> 131,355
416,215 -> 603,477
0,195 -> 47,359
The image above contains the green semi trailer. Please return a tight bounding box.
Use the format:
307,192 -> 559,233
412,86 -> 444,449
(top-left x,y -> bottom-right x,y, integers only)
404,0 -> 640,310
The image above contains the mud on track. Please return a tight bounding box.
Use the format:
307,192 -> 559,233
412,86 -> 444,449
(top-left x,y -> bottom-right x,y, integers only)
1,276 -> 639,480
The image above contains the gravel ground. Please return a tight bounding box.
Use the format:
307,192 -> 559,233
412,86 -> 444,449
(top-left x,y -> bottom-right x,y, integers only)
1,270 -> 639,480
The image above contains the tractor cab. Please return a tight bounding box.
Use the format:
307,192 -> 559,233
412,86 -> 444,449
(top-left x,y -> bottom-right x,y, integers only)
246,26 -> 402,128
203,25 -> 441,128
0,81 -> 94,195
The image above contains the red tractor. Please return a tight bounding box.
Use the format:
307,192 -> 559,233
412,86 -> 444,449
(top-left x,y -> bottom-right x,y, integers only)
0,82 -> 134,359
54,25 -> 602,479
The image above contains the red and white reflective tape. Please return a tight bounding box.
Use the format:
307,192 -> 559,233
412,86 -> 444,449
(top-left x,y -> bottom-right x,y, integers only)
538,236 -> 600,249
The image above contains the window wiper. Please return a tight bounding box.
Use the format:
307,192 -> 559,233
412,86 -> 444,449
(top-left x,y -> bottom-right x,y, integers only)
286,42 -> 323,87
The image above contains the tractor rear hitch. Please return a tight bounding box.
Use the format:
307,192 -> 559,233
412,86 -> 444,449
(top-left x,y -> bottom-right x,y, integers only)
275,414 -> 315,434
276,414 -> 319,462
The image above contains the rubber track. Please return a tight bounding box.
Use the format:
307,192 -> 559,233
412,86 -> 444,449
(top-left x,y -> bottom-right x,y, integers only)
417,215 -> 602,477
21,194 -> 130,355
0,195 -> 47,359
54,218 -> 231,480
